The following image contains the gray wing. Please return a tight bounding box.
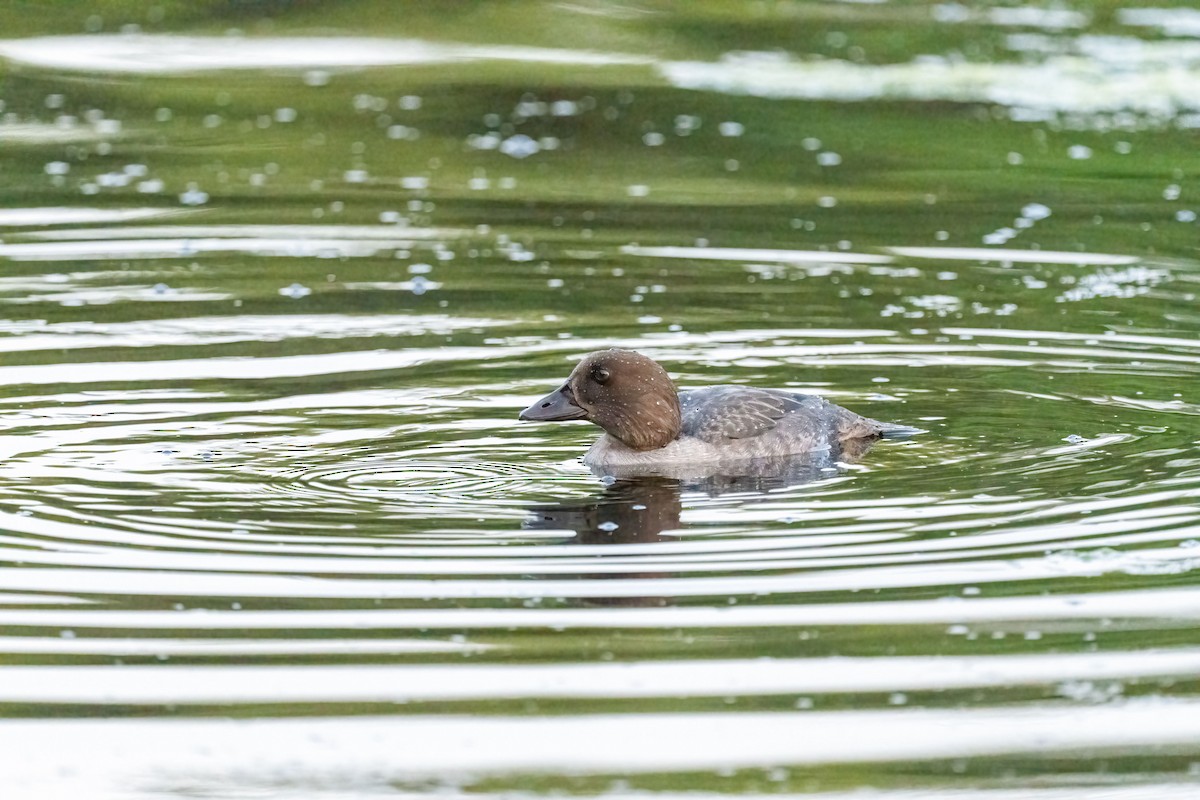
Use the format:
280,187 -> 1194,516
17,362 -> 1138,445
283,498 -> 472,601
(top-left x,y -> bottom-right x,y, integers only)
680,386 -> 882,445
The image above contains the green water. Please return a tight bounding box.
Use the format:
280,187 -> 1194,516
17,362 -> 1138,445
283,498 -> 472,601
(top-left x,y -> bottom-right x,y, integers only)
2,2 -> 1200,797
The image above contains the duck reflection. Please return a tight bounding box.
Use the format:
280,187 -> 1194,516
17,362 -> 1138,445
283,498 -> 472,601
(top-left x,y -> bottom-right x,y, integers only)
526,476 -> 684,546
524,442 -> 877,606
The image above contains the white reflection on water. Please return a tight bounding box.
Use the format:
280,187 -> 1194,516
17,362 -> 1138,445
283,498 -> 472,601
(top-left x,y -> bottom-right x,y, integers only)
0,207 -> 186,227
0,35 -> 653,73
1119,7 -> 1200,38
4,333 -> 1198,386
3,648 -> 1200,703
0,637 -> 490,657
0,236 -> 438,261
1,585 -> 1196,630
4,701 -> 1200,794
0,121 -> 121,143
621,245 -> 893,265
0,314 -> 513,353
22,225 -> 458,241
3,32 -> 1198,121
661,47 -> 1200,117
0,545 -> 1197,598
888,247 -> 1140,266
0,346 -> 502,384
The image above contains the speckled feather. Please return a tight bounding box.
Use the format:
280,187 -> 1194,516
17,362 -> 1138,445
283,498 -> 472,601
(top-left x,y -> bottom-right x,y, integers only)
681,386 -> 881,444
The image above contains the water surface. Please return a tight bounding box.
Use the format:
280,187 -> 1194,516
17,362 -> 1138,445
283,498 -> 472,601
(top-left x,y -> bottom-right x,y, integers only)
2,2 -> 1200,797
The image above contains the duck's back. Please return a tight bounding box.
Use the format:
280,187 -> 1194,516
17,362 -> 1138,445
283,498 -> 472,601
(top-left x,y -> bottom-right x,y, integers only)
680,386 -> 884,455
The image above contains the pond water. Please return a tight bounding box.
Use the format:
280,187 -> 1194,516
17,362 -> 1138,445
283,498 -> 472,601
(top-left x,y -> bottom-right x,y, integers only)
2,2 -> 1200,797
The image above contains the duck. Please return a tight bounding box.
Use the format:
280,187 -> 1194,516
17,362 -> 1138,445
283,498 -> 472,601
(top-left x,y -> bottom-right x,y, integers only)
519,348 -> 916,471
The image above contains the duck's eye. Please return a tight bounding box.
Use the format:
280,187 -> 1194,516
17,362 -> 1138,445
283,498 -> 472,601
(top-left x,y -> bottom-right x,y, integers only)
591,367 -> 611,385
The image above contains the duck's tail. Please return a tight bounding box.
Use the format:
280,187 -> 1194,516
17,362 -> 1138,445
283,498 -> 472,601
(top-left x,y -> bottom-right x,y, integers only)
877,422 -> 926,439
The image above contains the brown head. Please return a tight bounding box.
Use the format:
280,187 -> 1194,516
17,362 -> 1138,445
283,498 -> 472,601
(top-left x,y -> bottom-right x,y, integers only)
519,349 -> 683,451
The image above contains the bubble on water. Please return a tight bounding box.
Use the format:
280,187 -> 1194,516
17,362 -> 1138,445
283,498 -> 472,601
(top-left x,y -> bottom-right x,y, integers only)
203,114 -> 222,128
674,115 -> 701,135
44,161 -> 70,176
274,107 -> 297,123
1114,140 -> 1132,154
343,169 -> 368,183
302,69 -> 330,87
96,171 -> 128,188
468,177 -> 489,190
179,184 -> 209,206
1067,144 -> 1093,160
627,184 -> 650,197
409,276 -> 432,296
137,179 -> 164,193
514,99 -> 546,118
1163,184 -> 1182,201
642,132 -> 665,146
1176,209 -> 1197,222
279,282 -> 312,299
932,3 -> 971,22
597,521 -> 619,532
353,94 -> 387,113
638,315 -> 662,324
817,195 -> 837,208
983,227 -> 1016,245
1007,151 -> 1024,165
888,692 -> 908,706
398,95 -> 421,111
718,121 -> 745,137
400,176 -> 428,190
500,134 -> 539,159
551,100 -> 579,116
816,151 -> 842,167
1022,203 -> 1052,220
467,132 -> 501,150
408,263 -> 433,275
802,137 -> 822,151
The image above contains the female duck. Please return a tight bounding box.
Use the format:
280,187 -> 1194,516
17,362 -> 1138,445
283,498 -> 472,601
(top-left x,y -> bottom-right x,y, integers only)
519,348 -> 912,469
